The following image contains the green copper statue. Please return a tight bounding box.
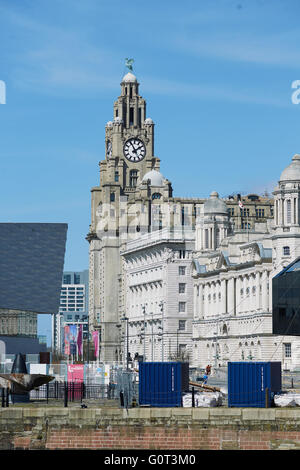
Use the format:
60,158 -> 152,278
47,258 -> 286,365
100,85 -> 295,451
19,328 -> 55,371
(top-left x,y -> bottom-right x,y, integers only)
125,58 -> 134,72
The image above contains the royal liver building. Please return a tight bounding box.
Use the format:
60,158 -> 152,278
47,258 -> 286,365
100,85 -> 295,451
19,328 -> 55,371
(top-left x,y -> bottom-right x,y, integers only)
87,69 -> 273,364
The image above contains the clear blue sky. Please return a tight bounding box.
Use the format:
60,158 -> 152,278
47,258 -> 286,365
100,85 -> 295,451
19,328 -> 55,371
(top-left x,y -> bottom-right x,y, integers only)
1,0 -> 300,344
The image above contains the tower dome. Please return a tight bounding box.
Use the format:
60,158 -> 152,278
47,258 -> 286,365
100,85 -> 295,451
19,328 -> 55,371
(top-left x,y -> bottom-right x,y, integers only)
122,72 -> 137,83
142,169 -> 165,187
280,154 -> 300,182
204,191 -> 228,215
144,117 -> 154,125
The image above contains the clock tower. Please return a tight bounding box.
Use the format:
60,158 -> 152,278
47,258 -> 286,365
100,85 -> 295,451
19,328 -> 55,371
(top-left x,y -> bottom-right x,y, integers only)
87,69 -> 172,363
102,71 -> 160,197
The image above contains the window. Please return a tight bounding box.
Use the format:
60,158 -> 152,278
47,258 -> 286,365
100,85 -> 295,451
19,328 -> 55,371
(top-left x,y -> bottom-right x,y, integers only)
283,246 -> 290,256
63,274 -> 71,284
110,193 -> 115,202
115,171 -> 119,182
152,193 -> 161,200
179,302 -> 186,313
179,250 -> 186,259
179,266 -> 186,275
129,107 -> 134,125
74,274 -> 80,284
179,283 -> 186,294
205,229 -> 209,249
256,208 -> 265,218
178,320 -> 186,331
216,228 -> 220,247
284,343 -> 291,358
228,208 -> 234,217
130,170 -> 138,187
287,200 -> 291,224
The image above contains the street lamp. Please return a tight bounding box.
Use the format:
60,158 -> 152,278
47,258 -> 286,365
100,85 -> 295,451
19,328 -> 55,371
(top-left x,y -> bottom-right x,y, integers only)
120,316 -> 129,370
159,301 -> 164,362
142,305 -> 147,361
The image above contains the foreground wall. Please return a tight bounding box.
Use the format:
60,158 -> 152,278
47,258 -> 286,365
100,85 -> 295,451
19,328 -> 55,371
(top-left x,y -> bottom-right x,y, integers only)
2,407 -> 300,450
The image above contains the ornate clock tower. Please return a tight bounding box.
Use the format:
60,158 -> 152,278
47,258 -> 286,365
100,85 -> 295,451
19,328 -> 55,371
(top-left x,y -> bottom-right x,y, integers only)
87,68 -> 171,363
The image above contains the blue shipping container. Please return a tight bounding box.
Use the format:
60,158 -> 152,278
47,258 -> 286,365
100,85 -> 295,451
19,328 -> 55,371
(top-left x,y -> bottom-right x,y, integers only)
228,362 -> 282,408
139,362 -> 187,407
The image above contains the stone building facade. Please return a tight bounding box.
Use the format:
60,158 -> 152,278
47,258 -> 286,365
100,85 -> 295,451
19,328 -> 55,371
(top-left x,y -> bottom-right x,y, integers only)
87,71 -> 274,363
192,154 -> 300,371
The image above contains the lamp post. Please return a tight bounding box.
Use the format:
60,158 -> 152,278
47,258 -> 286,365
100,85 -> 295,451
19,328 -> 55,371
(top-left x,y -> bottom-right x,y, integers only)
150,312 -> 154,361
121,316 -> 129,370
142,305 -> 147,361
158,301 -> 164,361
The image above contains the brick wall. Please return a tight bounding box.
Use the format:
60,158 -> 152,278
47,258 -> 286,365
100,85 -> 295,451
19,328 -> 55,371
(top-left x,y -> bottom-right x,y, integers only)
2,407 -> 300,450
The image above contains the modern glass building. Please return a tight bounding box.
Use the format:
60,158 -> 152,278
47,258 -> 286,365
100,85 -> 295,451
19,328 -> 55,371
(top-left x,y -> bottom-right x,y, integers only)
272,257 -> 300,336
52,270 -> 89,353
0,223 -> 67,355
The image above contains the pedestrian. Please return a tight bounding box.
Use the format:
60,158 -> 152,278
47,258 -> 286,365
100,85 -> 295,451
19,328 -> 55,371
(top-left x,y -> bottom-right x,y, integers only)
205,364 -> 211,375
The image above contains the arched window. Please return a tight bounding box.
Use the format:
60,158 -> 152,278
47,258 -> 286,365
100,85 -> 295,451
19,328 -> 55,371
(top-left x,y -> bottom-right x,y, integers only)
152,193 -> 162,200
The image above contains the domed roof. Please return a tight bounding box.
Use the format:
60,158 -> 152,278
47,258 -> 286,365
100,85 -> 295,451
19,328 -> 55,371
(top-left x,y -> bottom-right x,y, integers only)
142,169 -> 165,187
280,154 -> 300,182
122,72 -> 137,83
144,117 -> 154,125
204,191 -> 228,215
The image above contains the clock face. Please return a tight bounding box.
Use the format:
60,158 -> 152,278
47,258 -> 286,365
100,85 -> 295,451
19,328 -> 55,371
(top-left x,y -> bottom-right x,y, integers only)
123,138 -> 146,162
106,140 -> 112,158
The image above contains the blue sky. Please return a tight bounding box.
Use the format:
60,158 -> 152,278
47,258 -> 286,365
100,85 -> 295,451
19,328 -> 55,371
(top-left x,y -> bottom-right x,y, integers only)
1,0 -> 300,344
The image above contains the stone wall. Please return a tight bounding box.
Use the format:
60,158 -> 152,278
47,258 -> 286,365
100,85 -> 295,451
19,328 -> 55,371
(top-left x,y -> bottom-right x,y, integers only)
2,407 -> 300,450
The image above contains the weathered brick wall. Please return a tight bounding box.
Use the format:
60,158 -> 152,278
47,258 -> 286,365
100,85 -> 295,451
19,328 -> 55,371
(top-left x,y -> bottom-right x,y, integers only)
2,407 -> 300,450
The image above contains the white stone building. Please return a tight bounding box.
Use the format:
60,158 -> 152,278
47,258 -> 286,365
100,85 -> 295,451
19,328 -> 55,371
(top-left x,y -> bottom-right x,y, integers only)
121,228 -> 195,364
192,155 -> 300,371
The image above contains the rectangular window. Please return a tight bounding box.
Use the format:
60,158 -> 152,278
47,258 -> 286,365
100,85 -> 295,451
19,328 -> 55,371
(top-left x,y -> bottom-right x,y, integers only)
205,229 -> 209,249
63,274 -> 71,284
130,170 -> 138,187
179,266 -> 186,275
178,320 -> 186,331
179,283 -> 186,294
287,200 -> 291,224
129,107 -> 134,125
256,208 -> 263,218
283,246 -> 290,256
179,302 -> 186,313
115,171 -> 119,182
284,343 -> 291,358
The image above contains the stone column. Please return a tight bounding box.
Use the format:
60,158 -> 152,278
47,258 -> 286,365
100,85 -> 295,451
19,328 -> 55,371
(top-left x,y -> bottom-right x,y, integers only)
199,284 -> 204,318
221,279 -> 226,314
261,270 -> 268,312
227,278 -> 235,315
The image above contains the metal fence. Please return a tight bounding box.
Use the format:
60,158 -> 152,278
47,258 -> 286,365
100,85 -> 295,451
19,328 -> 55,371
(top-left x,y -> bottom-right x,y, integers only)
29,381 -> 120,402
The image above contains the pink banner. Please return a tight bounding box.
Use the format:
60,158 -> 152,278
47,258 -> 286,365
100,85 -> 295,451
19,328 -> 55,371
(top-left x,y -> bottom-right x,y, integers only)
92,331 -> 99,358
67,364 -> 84,383
77,324 -> 83,356
64,325 -> 70,355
